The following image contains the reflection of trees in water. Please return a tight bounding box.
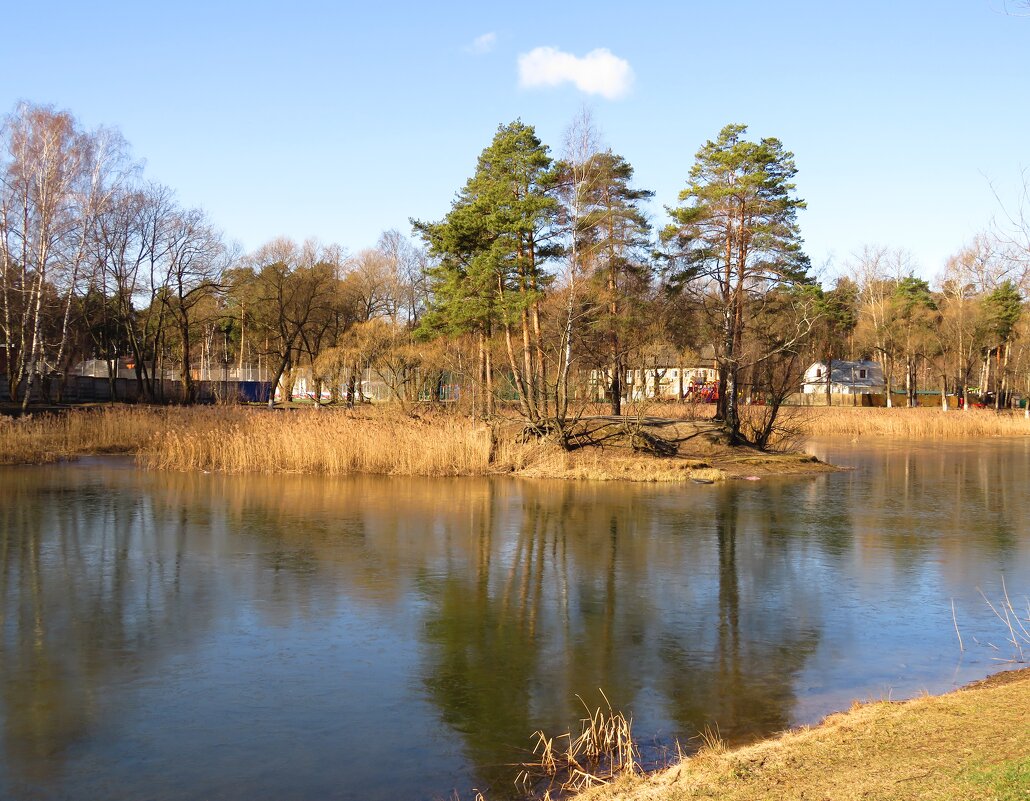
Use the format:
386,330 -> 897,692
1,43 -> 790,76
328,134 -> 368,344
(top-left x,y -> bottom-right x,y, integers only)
0,467 -> 514,790
851,445 -> 1023,574
0,468 -> 214,782
6,451 -> 1023,799
657,483 -> 820,744
418,480 -> 826,794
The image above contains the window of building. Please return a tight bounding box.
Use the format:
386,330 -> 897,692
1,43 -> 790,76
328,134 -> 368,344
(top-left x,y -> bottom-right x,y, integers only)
859,369 -> 867,379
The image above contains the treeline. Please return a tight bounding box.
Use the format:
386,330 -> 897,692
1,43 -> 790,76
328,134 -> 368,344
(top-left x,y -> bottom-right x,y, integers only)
1,102 -> 1028,443
821,240 -> 1030,411
0,103 -> 434,409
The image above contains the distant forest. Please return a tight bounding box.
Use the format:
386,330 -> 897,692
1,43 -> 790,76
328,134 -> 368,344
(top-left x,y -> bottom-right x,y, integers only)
2,102 -> 1028,441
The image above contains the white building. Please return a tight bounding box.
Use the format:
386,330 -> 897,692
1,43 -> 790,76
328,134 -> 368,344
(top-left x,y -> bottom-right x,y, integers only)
802,359 -> 885,395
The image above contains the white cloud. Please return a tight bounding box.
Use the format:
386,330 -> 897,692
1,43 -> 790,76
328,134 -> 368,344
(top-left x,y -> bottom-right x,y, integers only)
517,46 -> 633,100
466,32 -> 497,55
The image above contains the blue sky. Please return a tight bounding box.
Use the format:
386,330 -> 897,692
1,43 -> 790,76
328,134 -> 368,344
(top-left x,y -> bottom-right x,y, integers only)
2,1 -> 1028,281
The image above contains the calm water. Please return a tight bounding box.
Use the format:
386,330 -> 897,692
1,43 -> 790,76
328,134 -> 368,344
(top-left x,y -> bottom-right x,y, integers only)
1,441 -> 1029,800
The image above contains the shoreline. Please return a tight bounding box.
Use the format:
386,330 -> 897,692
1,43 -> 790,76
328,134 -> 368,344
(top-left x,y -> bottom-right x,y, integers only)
3,402 -> 1028,480
570,667 -> 1030,801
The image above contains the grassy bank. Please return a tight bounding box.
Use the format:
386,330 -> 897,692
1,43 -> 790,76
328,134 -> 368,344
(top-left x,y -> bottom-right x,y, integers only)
573,668 -> 1030,801
7,404 -> 1021,478
585,401 -> 1030,440
142,408 -> 823,480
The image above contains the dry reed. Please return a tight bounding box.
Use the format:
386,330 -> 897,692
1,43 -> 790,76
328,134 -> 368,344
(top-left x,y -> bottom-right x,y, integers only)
143,408 -> 729,480
1,404 -> 809,481
0,405 -> 171,464
797,406 -> 1030,440
978,577 -> 1030,663
517,692 -> 640,795
141,407 -> 503,476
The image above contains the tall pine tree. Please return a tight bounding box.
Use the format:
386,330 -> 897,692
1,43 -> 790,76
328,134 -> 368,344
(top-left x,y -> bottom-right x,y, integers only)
414,121 -> 559,421
663,124 -> 810,442
573,151 -> 653,415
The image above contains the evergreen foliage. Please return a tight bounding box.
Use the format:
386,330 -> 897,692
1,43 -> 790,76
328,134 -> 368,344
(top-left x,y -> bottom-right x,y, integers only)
663,123 -> 812,441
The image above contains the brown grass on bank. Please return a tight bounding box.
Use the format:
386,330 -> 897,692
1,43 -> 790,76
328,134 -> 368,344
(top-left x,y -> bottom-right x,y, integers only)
571,668 -> 1030,801
578,399 -> 1030,440
0,405 -> 171,464
141,409 -> 743,480
799,405 -> 1030,440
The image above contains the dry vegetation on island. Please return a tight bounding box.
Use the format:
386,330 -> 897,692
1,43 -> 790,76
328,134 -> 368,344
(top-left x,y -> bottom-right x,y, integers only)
0,404 -> 826,481
138,406 -> 827,481
3,403 -> 1029,478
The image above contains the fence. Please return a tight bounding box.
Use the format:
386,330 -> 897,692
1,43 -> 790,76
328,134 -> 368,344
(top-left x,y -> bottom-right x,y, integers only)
1,374 -> 272,405
790,392 -> 964,408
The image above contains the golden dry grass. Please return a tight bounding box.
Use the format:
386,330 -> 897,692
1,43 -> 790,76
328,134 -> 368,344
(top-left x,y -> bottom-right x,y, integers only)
519,694 -> 641,796
515,449 -> 727,483
142,407 -> 503,476
798,405 -> 1030,439
0,405 -> 171,464
1,405 -> 827,481
141,409 -> 745,480
571,669 -> 1030,801
584,401 -> 1030,440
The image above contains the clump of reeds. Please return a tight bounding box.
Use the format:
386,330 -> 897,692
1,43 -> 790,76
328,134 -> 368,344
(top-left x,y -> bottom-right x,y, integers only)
799,406 -> 1030,440
141,407 -> 506,476
978,577 -> 1030,663
140,406 -> 730,480
516,692 -> 640,795
0,405 -> 170,464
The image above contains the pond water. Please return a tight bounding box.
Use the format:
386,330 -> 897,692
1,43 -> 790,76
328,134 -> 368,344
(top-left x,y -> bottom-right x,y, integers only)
1,441 -> 1029,800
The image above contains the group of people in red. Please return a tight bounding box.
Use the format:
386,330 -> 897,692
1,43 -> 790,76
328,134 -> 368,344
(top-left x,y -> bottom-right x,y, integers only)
684,381 -> 719,402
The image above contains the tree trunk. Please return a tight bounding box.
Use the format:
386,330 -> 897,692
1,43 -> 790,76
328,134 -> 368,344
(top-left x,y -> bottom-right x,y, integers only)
725,362 -> 740,444
610,360 -> 622,417
884,356 -> 894,408
504,323 -> 533,421
531,297 -> 547,418
20,275 -> 46,412
268,350 -> 291,409
484,339 -> 494,418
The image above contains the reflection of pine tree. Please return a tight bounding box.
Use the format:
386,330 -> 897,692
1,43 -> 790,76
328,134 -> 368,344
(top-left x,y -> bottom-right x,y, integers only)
416,480 -> 828,790
658,483 -> 822,744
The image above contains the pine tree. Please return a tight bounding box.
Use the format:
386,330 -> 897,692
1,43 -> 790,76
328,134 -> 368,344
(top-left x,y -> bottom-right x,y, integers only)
414,121 -> 559,421
572,151 -> 653,415
663,124 -> 810,442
